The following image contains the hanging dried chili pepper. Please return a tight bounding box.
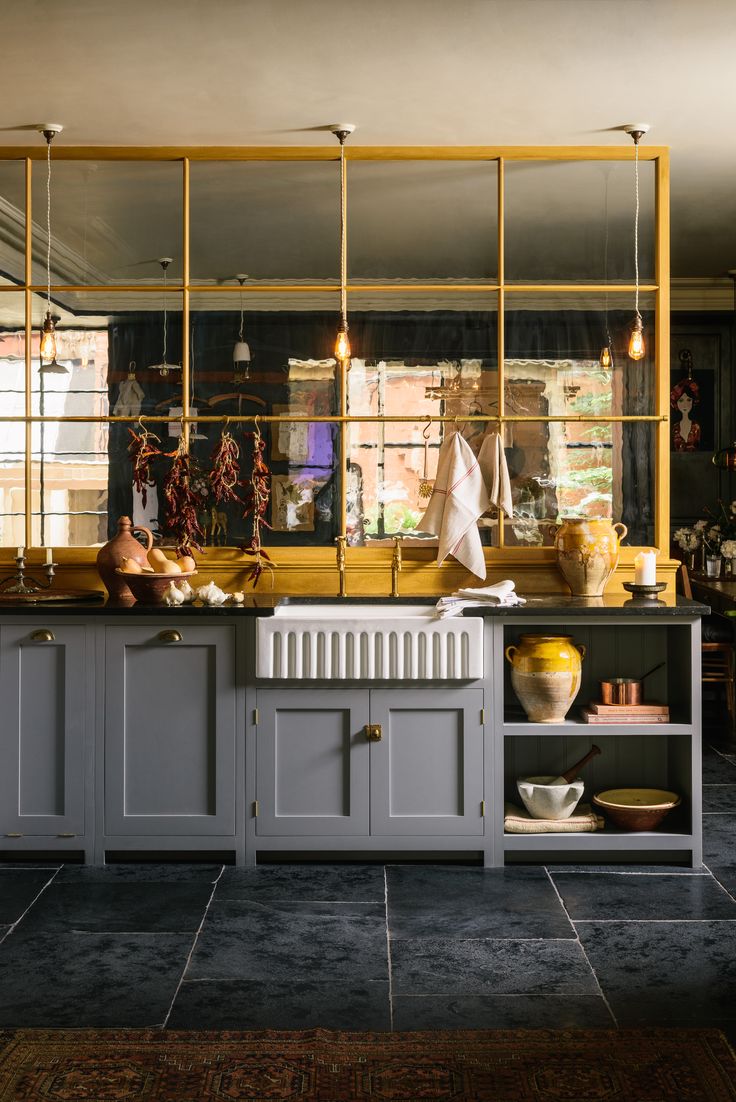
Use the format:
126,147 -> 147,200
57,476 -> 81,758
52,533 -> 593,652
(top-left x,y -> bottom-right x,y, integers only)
162,437 -> 205,555
209,429 -> 241,504
127,426 -> 161,508
241,423 -> 274,587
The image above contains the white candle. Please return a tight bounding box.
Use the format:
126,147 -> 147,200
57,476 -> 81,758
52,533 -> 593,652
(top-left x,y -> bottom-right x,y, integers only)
634,550 -> 657,586
45,547 -> 53,565
16,546 -> 23,559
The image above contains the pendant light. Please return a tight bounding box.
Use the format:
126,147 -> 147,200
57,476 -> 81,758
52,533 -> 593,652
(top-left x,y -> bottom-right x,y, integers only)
713,268 -> 736,469
330,123 -> 355,368
624,123 -> 650,361
37,124 -> 68,375
233,274 -> 251,382
147,258 -> 182,377
598,167 -> 613,370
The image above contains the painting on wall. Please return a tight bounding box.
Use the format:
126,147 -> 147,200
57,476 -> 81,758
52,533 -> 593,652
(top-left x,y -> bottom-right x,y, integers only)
670,349 -> 715,453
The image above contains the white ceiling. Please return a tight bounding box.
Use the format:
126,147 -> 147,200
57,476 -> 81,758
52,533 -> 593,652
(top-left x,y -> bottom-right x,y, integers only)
3,0 -> 736,279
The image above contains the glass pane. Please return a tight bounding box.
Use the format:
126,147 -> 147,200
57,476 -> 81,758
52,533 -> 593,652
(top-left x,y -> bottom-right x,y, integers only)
0,160 -> 26,284
502,421 -> 655,547
30,292 -> 183,419
504,160 -> 655,284
346,296 -> 498,417
32,161 -> 183,285
348,161 -> 498,281
32,421 -> 109,547
190,162 -> 338,283
0,292 -> 26,410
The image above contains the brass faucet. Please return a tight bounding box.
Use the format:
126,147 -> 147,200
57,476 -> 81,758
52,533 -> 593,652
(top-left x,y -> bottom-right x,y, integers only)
390,536 -> 403,598
335,535 -> 347,597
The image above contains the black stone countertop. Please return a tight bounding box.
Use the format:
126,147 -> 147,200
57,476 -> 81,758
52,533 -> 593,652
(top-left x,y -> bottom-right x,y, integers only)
0,593 -> 708,616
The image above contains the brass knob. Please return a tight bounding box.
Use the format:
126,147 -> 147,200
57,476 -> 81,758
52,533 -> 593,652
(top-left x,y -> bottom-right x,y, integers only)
364,723 -> 382,742
30,629 -> 55,643
158,629 -> 182,644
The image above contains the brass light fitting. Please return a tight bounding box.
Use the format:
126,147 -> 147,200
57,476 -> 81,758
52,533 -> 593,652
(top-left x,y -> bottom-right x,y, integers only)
330,123 -> 355,368
37,123 -> 68,375
625,123 -> 650,362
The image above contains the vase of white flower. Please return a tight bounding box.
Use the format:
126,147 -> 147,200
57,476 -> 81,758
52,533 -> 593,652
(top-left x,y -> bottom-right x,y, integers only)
721,538 -> 736,578
673,526 -> 701,572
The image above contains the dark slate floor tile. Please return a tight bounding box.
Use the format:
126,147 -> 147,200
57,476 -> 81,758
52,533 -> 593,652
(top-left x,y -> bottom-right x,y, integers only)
707,867 -> 736,899
544,863 -> 706,874
386,866 -> 573,940
576,921 -> 736,1025
0,869 -> 56,923
16,881 -> 214,934
702,747 -> 736,783
551,871 -> 736,921
57,863 -> 223,883
390,938 -> 598,996
0,931 -> 191,1027
392,993 -> 614,1030
703,815 -> 736,870
703,786 -> 736,814
169,979 -> 390,1030
216,864 -> 385,902
188,899 -> 387,984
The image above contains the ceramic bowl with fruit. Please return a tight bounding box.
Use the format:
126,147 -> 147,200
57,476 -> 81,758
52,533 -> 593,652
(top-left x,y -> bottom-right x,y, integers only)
115,550 -> 197,604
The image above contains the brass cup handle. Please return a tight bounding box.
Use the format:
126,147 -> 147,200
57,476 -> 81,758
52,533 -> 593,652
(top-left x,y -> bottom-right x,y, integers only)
30,629 -> 55,643
158,629 -> 182,644
364,723 -> 382,742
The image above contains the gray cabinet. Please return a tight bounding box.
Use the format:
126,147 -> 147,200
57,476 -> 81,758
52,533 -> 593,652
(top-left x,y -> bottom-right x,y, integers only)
0,623 -> 88,846
104,624 -> 236,842
254,687 -> 484,844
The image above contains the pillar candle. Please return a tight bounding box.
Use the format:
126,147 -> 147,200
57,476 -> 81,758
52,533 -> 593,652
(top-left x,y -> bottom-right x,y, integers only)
45,547 -> 53,564
634,550 -> 657,586
16,546 -> 23,559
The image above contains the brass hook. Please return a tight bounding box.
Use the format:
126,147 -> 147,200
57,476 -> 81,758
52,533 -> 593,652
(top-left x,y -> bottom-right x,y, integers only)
423,416 -> 432,441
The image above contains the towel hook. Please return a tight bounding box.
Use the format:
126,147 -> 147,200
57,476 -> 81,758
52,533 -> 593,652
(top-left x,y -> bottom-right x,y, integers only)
423,416 -> 432,441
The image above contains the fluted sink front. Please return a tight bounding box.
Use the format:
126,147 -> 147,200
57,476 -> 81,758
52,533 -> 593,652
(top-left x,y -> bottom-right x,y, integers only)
256,604 -> 483,680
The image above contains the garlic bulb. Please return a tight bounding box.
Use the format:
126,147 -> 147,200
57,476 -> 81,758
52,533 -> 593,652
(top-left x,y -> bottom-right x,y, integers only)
162,582 -> 186,606
196,581 -> 228,606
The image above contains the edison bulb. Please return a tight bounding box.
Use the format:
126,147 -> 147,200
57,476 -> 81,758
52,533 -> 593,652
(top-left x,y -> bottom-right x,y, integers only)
39,313 -> 57,363
628,318 -> 645,361
334,321 -> 351,363
599,346 -> 612,369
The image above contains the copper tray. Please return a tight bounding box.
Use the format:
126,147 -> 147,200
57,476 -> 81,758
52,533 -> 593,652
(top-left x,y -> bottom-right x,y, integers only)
0,589 -> 104,603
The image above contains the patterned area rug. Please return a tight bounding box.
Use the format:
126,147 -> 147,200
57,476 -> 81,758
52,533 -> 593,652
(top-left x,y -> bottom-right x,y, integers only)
1,1028 -> 735,1101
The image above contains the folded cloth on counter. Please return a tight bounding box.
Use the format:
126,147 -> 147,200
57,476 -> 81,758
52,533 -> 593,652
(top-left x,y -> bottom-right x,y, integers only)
503,802 -> 604,834
477,431 -> 513,515
420,431 -> 488,580
435,579 -> 526,618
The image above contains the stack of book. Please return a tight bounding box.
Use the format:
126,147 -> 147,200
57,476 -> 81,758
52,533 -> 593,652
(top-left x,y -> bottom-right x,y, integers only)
581,702 -> 670,724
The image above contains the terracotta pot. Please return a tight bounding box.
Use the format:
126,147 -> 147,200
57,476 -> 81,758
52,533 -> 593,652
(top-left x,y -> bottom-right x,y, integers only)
505,633 -> 586,723
550,517 -> 628,597
96,516 -> 154,602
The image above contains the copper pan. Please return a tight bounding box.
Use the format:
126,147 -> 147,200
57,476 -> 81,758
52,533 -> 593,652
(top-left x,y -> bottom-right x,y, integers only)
599,662 -> 665,706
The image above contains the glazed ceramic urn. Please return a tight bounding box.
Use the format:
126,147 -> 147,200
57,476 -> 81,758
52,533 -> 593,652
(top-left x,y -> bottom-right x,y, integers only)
96,516 -> 153,602
551,517 -> 628,597
505,634 -> 586,723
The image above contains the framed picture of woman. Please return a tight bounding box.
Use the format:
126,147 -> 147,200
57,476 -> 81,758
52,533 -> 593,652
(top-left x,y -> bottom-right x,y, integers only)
670,349 -> 714,452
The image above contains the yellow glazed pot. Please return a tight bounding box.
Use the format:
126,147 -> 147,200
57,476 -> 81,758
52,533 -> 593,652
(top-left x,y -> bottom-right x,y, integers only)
505,634 -> 586,723
551,517 -> 628,597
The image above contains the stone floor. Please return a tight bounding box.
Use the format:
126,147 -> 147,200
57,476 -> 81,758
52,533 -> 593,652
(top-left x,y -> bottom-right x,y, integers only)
1,740 -> 735,1035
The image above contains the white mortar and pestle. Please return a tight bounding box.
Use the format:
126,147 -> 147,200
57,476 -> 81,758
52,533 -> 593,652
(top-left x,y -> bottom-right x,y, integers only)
517,744 -> 601,820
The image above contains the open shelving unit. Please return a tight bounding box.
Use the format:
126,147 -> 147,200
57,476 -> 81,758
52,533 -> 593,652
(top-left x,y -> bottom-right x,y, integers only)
489,613 -> 702,866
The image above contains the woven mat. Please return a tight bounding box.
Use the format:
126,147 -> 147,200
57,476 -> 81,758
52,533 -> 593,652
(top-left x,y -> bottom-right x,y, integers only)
1,1027 -> 735,1100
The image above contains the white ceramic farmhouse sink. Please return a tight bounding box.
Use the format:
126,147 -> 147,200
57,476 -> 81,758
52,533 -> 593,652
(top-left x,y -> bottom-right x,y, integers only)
256,602 -> 483,680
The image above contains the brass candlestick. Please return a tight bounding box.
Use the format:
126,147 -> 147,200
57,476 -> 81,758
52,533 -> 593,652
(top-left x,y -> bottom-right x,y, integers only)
0,552 -> 58,595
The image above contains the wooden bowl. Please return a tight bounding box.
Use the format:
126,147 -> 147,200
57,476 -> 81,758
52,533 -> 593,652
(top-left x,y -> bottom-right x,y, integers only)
592,788 -> 681,831
114,569 -> 197,604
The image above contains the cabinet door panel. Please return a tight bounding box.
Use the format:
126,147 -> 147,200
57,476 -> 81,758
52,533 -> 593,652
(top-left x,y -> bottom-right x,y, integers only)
370,689 -> 484,836
256,690 -> 370,836
0,624 -> 86,836
105,626 -> 235,836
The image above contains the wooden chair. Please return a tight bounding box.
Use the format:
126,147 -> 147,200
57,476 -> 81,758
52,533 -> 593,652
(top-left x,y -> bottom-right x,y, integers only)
680,563 -> 736,737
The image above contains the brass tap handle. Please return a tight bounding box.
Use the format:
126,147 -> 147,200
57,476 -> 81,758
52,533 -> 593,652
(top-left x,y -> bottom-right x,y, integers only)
30,629 -> 55,643
335,535 -> 347,597
390,536 -> 403,598
364,723 -> 382,742
158,629 -> 182,644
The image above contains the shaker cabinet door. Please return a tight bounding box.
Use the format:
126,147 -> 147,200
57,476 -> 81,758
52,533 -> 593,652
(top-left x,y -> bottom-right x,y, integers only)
255,689 -> 370,836
369,688 -> 485,836
104,625 -> 236,837
0,624 -> 87,839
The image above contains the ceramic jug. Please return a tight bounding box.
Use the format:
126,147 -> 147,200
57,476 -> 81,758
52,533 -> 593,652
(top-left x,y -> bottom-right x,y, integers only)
96,516 -> 153,602
505,633 -> 586,723
550,517 -> 628,597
